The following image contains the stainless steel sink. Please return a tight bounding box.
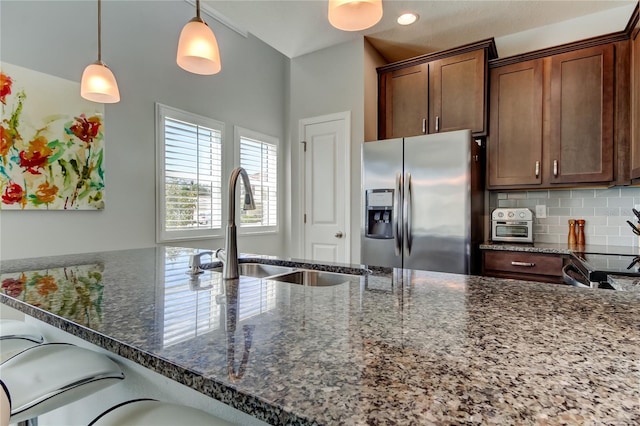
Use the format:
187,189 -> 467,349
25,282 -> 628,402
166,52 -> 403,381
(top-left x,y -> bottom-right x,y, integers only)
211,263 -> 295,278
209,262 -> 365,286
267,270 -> 359,286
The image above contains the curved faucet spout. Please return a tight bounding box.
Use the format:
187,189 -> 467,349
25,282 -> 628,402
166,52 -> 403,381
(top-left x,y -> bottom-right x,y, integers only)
217,167 -> 256,280
227,167 -> 256,226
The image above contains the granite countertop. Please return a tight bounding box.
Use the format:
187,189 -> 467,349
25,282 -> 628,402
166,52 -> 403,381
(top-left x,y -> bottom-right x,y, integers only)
1,247 -> 639,425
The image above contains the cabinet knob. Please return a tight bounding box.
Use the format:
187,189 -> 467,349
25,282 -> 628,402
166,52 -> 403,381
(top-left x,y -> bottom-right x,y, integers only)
435,116 -> 440,132
422,118 -> 426,134
553,160 -> 558,177
535,161 -> 540,178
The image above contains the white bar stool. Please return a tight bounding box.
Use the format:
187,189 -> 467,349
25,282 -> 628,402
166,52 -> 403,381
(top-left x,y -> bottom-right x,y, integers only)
90,399 -> 236,426
1,380 -> 10,426
0,320 -> 44,364
0,343 -> 124,424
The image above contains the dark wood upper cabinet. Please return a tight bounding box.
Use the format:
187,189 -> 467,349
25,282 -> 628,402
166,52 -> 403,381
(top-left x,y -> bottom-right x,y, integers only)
548,45 -> 614,184
379,63 -> 428,139
488,59 -> 544,187
631,21 -> 640,180
377,39 -> 496,140
488,43 -> 616,189
428,50 -> 486,135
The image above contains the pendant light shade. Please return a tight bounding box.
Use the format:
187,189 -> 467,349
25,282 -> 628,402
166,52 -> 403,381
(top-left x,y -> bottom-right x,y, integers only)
81,62 -> 120,103
81,0 -> 120,103
328,0 -> 383,31
177,0 -> 221,75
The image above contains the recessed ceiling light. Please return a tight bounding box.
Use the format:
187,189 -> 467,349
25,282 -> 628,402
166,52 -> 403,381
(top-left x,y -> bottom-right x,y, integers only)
397,13 -> 419,26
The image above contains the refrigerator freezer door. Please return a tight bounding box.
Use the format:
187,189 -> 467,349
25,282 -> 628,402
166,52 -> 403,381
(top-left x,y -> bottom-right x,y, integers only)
361,138 -> 404,268
404,130 -> 472,274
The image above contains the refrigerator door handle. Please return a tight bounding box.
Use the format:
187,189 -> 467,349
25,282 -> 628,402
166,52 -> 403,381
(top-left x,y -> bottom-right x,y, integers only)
404,172 -> 412,255
394,172 -> 403,256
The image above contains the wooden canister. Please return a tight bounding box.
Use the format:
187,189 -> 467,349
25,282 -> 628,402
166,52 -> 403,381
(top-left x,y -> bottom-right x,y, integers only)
568,219 -> 577,246
577,219 -> 586,246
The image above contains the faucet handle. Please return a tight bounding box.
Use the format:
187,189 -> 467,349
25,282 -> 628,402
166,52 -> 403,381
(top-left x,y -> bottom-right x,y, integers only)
188,251 -> 213,275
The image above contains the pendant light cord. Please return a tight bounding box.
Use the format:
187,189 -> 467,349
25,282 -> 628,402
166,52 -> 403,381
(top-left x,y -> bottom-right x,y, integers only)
196,0 -> 201,19
97,0 -> 102,62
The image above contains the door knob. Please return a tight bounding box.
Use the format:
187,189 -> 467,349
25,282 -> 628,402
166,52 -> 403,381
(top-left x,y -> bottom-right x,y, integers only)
335,231 -> 343,238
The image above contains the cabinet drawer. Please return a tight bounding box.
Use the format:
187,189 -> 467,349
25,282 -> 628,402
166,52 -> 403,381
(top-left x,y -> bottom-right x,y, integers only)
483,251 -> 563,277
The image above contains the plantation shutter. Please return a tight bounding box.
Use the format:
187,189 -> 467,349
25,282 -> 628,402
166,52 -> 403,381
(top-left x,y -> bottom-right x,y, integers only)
163,117 -> 222,232
239,136 -> 277,227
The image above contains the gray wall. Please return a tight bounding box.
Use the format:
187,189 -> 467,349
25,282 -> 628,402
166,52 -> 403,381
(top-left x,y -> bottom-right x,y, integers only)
287,39 -> 365,263
0,1 -> 288,260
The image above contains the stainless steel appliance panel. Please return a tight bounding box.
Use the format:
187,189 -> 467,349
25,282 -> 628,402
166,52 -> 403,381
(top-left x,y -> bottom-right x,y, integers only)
361,138 -> 404,269
403,130 -> 471,274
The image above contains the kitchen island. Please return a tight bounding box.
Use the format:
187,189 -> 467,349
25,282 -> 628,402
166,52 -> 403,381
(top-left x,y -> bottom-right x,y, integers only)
1,246 -> 639,425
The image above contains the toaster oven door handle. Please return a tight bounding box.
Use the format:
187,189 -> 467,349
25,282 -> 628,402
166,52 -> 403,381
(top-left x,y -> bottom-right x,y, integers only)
511,261 -> 535,267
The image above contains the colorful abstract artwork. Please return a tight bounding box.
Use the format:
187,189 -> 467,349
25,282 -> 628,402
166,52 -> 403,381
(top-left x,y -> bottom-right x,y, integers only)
1,263 -> 105,329
0,62 -> 105,210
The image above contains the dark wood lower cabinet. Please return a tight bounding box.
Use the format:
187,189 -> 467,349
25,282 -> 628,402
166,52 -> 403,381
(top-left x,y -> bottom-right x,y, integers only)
482,251 -> 565,284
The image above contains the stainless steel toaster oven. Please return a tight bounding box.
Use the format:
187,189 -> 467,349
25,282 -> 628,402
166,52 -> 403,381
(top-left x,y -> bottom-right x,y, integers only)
491,208 -> 533,243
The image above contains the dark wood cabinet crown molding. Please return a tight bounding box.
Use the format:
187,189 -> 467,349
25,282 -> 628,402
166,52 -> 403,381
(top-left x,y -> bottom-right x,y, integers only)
377,38 -> 497,74
624,2 -> 639,36
491,3 -> 639,68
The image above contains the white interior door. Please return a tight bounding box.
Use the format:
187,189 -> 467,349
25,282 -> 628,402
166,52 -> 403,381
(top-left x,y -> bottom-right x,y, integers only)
299,112 -> 350,263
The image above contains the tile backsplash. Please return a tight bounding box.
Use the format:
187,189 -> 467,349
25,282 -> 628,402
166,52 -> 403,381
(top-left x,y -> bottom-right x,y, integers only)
489,187 -> 640,247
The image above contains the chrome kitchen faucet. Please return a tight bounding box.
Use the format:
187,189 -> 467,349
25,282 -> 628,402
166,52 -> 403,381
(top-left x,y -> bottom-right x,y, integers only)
216,167 -> 256,280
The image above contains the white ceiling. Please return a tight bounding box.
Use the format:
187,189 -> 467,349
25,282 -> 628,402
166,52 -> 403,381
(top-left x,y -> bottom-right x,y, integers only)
204,0 -> 637,62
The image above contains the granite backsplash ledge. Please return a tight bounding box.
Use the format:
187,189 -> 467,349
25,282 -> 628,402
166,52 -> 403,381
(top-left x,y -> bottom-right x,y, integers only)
490,187 -> 640,247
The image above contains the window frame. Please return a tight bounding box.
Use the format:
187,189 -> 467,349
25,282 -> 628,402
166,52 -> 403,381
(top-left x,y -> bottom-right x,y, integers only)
234,125 -> 279,235
156,103 -> 225,243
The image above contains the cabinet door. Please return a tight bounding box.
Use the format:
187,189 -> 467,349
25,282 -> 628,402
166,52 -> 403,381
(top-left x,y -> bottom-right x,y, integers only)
631,27 -> 640,179
428,50 -> 486,135
488,60 -> 544,187
548,45 -> 614,184
378,63 -> 428,139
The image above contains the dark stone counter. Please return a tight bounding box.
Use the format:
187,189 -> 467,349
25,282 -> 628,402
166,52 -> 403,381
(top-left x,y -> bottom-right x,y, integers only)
1,247 -> 639,425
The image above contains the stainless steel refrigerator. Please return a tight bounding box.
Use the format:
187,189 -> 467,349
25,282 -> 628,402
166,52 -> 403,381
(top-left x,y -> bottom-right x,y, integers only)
361,129 -> 484,274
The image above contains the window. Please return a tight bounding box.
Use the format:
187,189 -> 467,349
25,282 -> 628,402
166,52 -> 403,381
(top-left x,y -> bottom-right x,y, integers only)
235,126 -> 278,231
156,104 -> 224,242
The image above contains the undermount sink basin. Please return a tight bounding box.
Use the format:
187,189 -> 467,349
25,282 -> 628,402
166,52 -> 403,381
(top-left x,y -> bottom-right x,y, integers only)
267,270 -> 359,287
209,262 -> 365,286
211,263 -> 295,279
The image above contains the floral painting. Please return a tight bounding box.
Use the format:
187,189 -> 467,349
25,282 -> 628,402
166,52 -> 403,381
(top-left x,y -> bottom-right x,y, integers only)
1,263 -> 105,329
0,62 -> 105,210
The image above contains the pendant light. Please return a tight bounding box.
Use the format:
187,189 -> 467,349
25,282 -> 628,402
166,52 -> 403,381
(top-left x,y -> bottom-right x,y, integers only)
328,0 -> 383,32
81,0 -> 120,103
176,0 -> 221,75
